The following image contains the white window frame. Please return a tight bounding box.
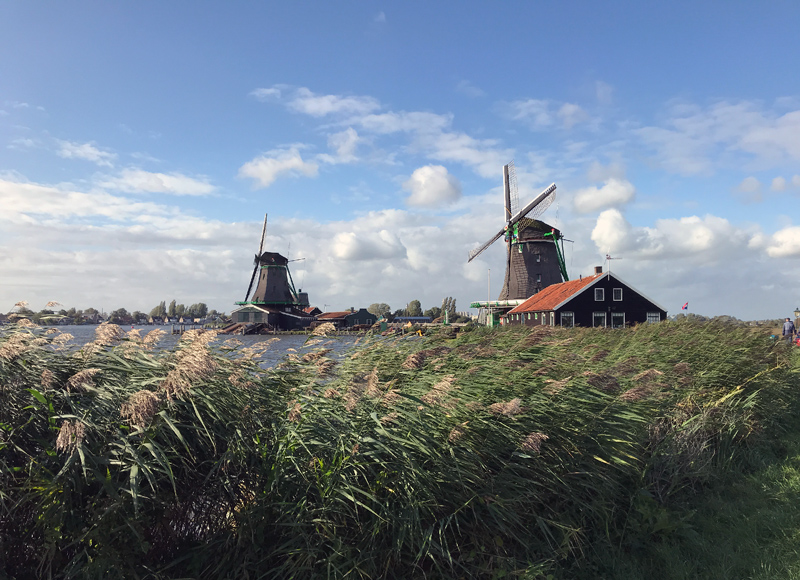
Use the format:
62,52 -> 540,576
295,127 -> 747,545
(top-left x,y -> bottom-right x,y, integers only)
536,254 -> 541,262
561,311 -> 574,327
613,288 -> 623,301
593,312 -> 606,327
536,273 -> 542,282
647,312 -> 661,324
611,312 -> 625,329
595,288 -> 605,301
549,312 -> 555,326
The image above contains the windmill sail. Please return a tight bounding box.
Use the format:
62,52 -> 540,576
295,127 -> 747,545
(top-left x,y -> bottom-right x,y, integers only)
468,181 -> 557,263
468,161 -> 566,302
244,213 -> 268,302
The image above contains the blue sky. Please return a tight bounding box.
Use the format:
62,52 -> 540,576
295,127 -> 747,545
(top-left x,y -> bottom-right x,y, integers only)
2,2 -> 799,319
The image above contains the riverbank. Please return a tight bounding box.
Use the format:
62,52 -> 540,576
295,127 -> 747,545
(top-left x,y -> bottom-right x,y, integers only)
1,319 -> 798,578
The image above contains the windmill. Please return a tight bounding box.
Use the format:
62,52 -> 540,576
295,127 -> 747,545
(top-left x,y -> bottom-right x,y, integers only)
468,162 -> 568,301
242,214 -> 300,306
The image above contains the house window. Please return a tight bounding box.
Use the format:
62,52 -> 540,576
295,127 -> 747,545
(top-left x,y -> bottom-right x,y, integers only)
527,313 -> 531,320
561,312 -> 574,327
535,312 -> 539,320
595,288 -> 604,301
549,312 -> 555,326
613,288 -> 623,301
593,312 -> 606,327
647,312 -> 661,324
611,312 -> 625,328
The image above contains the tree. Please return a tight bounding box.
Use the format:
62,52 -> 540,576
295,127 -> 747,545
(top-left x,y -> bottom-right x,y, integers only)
168,300 -> 177,317
150,301 -> 167,318
109,308 -> 133,325
406,300 -> 422,317
441,296 -> 456,321
175,304 -> 186,317
424,307 -> 442,320
367,303 -> 391,317
187,303 -> 208,318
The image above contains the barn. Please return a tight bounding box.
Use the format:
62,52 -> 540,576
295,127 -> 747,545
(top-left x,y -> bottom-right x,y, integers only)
502,267 -> 667,328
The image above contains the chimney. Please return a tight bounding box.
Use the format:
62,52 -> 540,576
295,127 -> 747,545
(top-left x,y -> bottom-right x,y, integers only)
350,307 -> 355,313
594,266 -> 603,275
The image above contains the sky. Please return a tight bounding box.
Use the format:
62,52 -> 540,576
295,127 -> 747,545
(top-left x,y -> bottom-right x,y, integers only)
1,1 -> 799,320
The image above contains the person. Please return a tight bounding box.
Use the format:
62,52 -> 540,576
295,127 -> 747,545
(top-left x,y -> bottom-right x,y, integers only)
783,317 -> 796,343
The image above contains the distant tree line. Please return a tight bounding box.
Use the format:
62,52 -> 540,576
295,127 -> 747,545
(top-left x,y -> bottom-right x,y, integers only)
367,297 -> 470,323
4,301 -> 225,326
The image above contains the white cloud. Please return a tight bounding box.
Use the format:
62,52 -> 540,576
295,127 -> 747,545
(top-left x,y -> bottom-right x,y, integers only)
0,177 -> 168,223
558,103 -> 589,129
238,146 -> 319,188
100,169 -> 215,196
574,178 -> 635,213
8,138 -> 35,150
374,11 -> 386,23
332,230 -> 406,261
505,99 -> 552,129
456,80 -> 485,98
591,209 -> 749,261
287,87 -> 380,117
403,165 -> 462,208
250,87 -> 281,101
596,81 -> 613,105
504,99 -> 590,130
765,226 -> 800,258
771,176 -> 787,192
56,140 -> 116,167
735,176 -> 762,202
353,111 -> 452,134
637,100 -> 800,175
321,128 -> 360,163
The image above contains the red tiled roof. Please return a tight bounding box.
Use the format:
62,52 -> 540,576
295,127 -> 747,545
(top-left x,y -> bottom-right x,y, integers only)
317,311 -> 350,319
507,273 -> 603,314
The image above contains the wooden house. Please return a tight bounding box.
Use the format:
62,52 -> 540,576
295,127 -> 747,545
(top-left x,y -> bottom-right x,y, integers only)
503,267 -> 666,328
231,304 -> 314,331
314,308 -> 376,329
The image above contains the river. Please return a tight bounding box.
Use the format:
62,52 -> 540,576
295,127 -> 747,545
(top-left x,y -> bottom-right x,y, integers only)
43,325 -> 360,368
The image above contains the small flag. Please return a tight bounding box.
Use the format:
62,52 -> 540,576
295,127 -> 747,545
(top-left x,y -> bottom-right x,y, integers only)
682,302 -> 689,310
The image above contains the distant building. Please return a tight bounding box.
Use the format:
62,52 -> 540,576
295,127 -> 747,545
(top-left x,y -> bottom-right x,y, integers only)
315,308 -> 376,329
503,267 -> 667,328
231,304 -> 315,331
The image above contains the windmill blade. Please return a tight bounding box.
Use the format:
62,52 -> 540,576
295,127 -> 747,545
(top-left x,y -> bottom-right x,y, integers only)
257,213 -> 268,256
507,161 -> 519,217
243,262 -> 259,302
507,183 -> 556,227
467,228 -> 505,263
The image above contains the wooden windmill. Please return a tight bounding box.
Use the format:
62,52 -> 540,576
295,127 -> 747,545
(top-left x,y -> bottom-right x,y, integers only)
468,162 -> 568,300
242,214 -> 301,306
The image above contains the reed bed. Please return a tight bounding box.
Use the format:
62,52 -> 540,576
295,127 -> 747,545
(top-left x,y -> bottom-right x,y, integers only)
0,319 -> 797,579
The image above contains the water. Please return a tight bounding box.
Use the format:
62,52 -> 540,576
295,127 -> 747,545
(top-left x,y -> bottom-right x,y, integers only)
47,325 -> 360,368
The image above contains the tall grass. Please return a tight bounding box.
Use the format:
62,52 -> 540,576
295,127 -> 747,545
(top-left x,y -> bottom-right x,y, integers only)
0,319 -> 797,578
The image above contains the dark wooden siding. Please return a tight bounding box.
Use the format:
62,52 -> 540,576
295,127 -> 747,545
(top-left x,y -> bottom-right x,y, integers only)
556,276 -> 665,327
503,274 -> 666,328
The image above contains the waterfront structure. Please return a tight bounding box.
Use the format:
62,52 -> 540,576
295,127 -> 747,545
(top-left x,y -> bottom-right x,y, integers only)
503,267 -> 667,328
231,214 -> 315,331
